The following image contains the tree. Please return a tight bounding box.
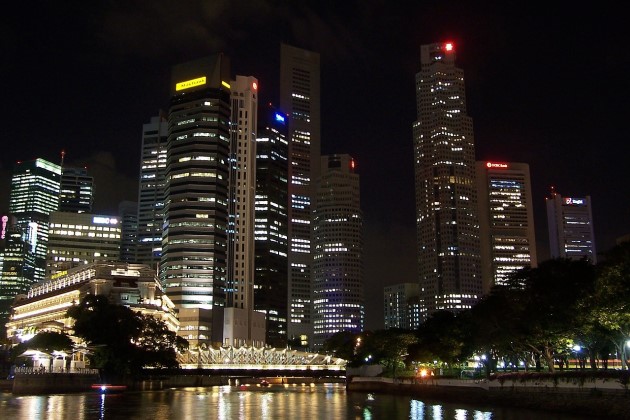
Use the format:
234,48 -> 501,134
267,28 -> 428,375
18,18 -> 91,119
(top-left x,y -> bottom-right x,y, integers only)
10,331 -> 74,363
67,295 -> 186,377
321,330 -> 359,362
505,258 -> 596,372
135,314 -> 188,368
413,311 -> 473,372
591,242 -> 630,368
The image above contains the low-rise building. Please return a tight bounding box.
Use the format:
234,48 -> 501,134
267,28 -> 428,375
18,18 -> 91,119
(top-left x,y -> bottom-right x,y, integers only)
5,262 -> 178,344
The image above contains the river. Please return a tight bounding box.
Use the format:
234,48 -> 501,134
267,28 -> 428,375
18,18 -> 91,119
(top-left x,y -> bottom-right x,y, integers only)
0,383 -> 594,419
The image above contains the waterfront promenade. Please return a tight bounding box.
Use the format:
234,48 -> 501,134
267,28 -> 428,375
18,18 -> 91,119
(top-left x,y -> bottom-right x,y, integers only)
347,375 -> 630,418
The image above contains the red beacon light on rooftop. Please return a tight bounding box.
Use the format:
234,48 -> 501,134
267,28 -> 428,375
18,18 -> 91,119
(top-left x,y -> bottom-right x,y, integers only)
444,42 -> 454,52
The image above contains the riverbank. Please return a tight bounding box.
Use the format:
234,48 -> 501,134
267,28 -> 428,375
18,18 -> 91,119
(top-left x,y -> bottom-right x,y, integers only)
5,373 -> 345,395
346,376 -> 630,418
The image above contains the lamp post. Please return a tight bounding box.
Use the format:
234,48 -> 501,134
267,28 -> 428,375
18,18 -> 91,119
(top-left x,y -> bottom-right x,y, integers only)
572,345 -> 581,369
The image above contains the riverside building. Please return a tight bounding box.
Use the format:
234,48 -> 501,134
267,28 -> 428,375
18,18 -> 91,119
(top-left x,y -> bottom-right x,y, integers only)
161,54 -> 231,348
413,42 -> 482,320
312,155 -> 364,349
223,75 -> 265,347
5,262 -> 178,345
546,190 -> 597,264
254,105 -> 289,347
46,212 -> 122,277
280,44 -> 321,349
136,114 -> 168,269
476,161 -> 537,292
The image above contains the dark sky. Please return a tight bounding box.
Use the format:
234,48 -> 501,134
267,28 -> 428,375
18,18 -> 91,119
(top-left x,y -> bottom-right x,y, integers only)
1,2 -> 626,330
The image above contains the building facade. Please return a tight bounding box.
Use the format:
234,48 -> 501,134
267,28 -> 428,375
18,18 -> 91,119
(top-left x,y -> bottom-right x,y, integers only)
546,191 -> 597,264
280,44 -> 321,348
136,114 -> 168,269
161,54 -> 231,348
413,42 -> 482,320
254,105 -> 289,347
46,212 -> 122,277
312,155 -> 364,349
58,167 -> 94,213
384,283 -> 420,330
476,161 -> 537,292
8,159 -> 61,284
5,262 -> 178,346
224,75 -> 265,348
0,216 -> 35,322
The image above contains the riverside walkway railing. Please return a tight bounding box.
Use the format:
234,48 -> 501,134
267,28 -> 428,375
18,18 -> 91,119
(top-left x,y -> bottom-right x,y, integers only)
14,366 -> 99,375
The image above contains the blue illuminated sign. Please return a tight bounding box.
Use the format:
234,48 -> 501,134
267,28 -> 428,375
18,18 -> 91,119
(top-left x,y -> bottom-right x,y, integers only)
274,113 -> 285,124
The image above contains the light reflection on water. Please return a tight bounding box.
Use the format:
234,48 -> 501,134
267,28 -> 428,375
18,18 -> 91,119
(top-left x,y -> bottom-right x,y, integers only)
0,383 -> 589,419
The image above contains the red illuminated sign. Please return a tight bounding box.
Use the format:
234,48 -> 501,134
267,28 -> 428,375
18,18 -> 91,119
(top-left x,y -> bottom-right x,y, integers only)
252,82 -> 258,90
564,197 -> 585,205
1,215 -> 7,240
486,162 -> 508,169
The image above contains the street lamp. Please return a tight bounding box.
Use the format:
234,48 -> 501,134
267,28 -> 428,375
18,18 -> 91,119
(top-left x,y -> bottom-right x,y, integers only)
572,345 -> 581,369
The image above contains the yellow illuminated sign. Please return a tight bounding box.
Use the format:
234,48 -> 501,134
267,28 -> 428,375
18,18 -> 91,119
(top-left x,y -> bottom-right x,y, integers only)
221,81 -> 230,89
51,270 -> 68,280
176,76 -> 207,91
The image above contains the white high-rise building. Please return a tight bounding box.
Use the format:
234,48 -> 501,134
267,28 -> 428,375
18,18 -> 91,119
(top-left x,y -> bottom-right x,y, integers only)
413,42 -> 482,320
224,75 -> 265,347
280,44 -> 321,349
312,154 -> 363,349
546,190 -> 597,264
476,161 -> 537,291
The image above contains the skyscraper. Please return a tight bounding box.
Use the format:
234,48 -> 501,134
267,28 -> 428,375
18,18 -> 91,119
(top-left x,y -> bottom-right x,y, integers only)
280,44 -> 321,348
136,114 -> 168,269
312,154 -> 364,349
546,190 -> 597,264
8,158 -> 61,283
223,75 -> 265,347
413,42 -> 482,320
254,104 -> 289,347
58,166 -> 94,213
161,54 -> 231,348
118,201 -> 137,263
476,161 -> 537,292
0,216 -> 35,321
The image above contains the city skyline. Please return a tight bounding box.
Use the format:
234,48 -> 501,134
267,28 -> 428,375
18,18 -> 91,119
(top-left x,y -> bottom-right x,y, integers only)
1,3 -> 625,330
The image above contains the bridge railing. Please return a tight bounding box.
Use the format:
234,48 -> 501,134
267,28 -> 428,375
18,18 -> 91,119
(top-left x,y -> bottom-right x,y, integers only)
178,345 -> 346,369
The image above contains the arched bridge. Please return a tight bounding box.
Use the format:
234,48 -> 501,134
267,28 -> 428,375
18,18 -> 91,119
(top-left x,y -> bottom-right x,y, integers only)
177,346 -> 346,375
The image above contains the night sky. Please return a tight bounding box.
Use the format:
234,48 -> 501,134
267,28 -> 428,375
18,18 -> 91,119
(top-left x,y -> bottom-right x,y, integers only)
1,2 -> 626,329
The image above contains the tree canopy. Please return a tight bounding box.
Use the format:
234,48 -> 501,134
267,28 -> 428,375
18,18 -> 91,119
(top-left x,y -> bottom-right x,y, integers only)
67,295 -> 187,377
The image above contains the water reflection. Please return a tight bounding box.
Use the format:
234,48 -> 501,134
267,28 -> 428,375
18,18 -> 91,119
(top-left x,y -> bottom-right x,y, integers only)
0,384 -> 591,419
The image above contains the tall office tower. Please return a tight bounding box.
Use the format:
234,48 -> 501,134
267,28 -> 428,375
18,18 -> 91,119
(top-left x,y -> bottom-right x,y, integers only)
546,190 -> 597,264
280,44 -> 321,349
312,155 -> 364,349
223,75 -> 265,347
413,42 -> 482,321
476,161 -> 537,292
8,159 -> 61,283
46,212 -> 121,277
0,216 -> 35,322
161,54 -> 231,348
384,283 -> 420,330
58,167 -> 94,213
136,114 -> 168,269
118,201 -> 138,263
254,105 -> 289,347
